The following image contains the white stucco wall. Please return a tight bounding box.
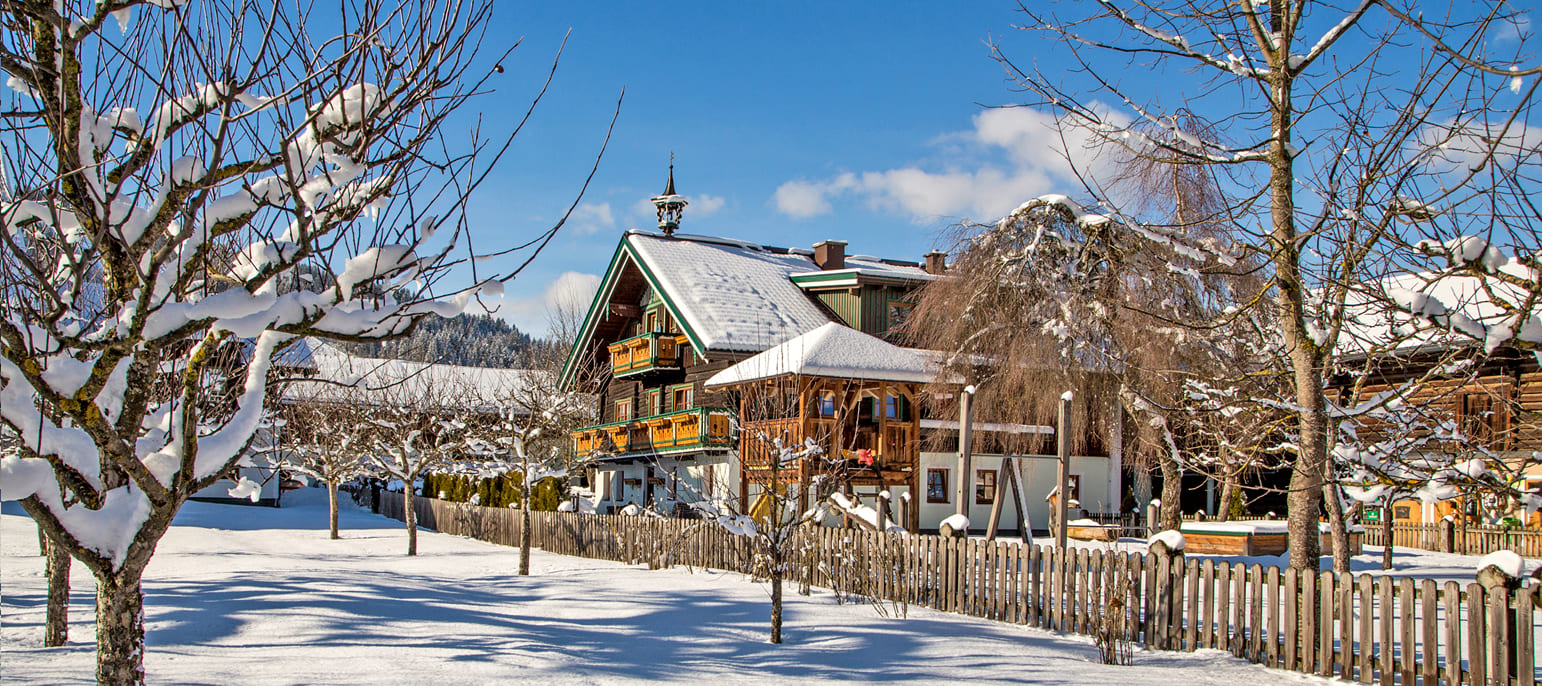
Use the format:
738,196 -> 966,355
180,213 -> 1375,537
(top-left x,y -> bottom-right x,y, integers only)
917,452 -> 1112,534
591,452 -> 739,514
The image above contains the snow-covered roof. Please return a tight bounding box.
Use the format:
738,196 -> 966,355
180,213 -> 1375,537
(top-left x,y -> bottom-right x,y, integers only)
625,232 -> 838,353
281,341 -> 543,412
1339,267 -> 1540,357
703,322 -> 941,387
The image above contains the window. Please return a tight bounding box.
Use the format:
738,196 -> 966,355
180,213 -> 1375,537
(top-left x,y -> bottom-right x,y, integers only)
615,398 -> 633,421
927,468 -> 949,503
884,393 -> 910,420
818,392 -> 837,417
648,389 -> 662,417
886,300 -> 914,331
647,311 -> 661,332
1459,392 -> 1502,446
975,469 -> 997,505
672,385 -> 694,412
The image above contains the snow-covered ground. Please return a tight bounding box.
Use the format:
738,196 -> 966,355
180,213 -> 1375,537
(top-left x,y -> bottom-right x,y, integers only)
2,489 -> 1333,685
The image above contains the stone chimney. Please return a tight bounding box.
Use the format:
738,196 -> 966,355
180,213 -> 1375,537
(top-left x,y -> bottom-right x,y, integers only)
924,250 -> 947,275
813,240 -> 847,271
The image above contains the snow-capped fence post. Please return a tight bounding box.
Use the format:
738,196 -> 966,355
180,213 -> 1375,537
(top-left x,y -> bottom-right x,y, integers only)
1476,551 -> 1528,681
1147,531 -> 1184,651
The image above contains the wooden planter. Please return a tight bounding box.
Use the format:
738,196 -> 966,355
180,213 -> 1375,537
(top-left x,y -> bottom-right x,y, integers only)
1179,522 -> 1366,557
1067,522 -> 1121,542
1180,527 -> 1289,555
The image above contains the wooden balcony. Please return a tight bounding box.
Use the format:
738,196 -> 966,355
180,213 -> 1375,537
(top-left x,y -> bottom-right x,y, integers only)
607,332 -> 687,378
572,407 -> 735,459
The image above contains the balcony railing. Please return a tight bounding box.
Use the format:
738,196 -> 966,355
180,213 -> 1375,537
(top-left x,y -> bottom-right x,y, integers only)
572,406 -> 734,459
607,332 -> 687,378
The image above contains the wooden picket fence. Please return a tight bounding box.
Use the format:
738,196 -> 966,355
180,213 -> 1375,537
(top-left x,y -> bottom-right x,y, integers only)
1362,523 -> 1542,559
376,492 -> 1540,685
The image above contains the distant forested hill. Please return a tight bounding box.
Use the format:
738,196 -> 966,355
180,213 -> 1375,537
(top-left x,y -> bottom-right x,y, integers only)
340,313 -> 553,369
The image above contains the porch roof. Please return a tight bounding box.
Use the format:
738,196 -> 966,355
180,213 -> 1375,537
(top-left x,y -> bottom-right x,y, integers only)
703,322 -> 943,388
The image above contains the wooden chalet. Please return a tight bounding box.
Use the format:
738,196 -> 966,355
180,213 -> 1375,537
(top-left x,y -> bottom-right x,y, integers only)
559,169 -> 943,517
559,170 -> 1128,532
1334,271 -> 1542,526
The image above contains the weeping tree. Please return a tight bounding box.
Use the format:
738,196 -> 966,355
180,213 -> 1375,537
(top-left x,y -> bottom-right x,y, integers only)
0,0 -> 613,681
906,191 -> 1262,535
991,0 -> 1542,568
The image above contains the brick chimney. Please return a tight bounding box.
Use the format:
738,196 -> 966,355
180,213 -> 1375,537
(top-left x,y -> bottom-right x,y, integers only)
924,250 -> 947,275
813,240 -> 847,271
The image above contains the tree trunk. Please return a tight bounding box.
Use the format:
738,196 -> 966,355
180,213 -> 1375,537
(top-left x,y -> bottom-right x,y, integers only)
404,487 -> 418,556
1322,482 -> 1350,573
768,545 -> 784,644
1158,452 -> 1182,532
327,481 -> 340,540
45,533 -> 71,647
95,572 -> 146,686
1217,475 -> 1239,523
1269,55 -> 1326,571
1381,506 -> 1395,570
519,473 -> 532,576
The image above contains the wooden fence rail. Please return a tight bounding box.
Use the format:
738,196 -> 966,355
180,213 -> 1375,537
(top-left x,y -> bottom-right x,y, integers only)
1361,523 -> 1542,559
376,492 -> 1540,686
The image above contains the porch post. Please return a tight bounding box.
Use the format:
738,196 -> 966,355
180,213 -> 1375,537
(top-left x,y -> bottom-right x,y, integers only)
955,385 -> 976,522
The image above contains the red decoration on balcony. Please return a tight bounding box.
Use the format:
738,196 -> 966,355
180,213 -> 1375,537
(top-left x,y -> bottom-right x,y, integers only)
856,448 -> 875,466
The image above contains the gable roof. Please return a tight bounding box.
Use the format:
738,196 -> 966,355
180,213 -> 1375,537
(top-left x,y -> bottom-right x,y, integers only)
703,322 -> 942,387
1338,267 -> 1540,358
284,341 -> 543,412
626,232 -> 837,352
559,231 -> 937,389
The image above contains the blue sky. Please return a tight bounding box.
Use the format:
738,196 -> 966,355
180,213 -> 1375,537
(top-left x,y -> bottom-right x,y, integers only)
465,2 -> 1088,336
464,2 -> 1540,338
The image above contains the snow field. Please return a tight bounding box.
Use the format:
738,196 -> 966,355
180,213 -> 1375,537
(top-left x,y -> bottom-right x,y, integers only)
2,490 -> 1336,685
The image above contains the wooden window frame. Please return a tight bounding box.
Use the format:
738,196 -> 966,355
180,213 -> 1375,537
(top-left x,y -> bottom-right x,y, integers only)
670,383 -> 694,412
615,398 -> 633,422
926,468 -> 949,504
975,469 -> 997,505
648,389 -> 662,417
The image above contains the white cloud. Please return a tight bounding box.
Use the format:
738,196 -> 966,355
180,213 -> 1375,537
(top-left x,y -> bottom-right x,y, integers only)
773,180 -> 835,218
772,106 -> 1125,223
481,271 -> 601,339
690,194 -> 726,218
1418,119 -> 1542,171
1496,13 -> 1532,42
569,203 -> 615,236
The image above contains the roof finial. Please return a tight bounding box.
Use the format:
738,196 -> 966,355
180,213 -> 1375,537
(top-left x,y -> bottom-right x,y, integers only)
652,154 -> 687,237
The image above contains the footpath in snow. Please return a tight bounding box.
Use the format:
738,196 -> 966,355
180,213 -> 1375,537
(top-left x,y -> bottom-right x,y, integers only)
1,489 -> 1333,685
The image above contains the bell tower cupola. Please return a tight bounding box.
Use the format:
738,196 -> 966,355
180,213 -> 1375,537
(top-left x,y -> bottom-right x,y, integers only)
651,157 -> 688,237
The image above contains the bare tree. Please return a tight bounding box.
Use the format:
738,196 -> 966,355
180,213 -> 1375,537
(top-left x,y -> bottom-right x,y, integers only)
695,431 -> 827,645
463,386 -> 591,576
991,0 -> 1539,568
272,403 -> 369,539
0,1 -> 613,681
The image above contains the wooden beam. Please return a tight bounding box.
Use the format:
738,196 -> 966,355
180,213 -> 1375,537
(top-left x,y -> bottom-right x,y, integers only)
1056,393 -> 1072,550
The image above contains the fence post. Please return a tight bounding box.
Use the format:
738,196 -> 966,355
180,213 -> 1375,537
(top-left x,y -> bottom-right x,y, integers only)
1439,518 -> 1454,554
1477,555 -> 1524,682
1149,536 -> 1182,651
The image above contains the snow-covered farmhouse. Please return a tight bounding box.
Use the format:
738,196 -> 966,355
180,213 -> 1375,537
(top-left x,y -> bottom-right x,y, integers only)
560,171 -> 1124,532
1334,269 -> 1542,527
